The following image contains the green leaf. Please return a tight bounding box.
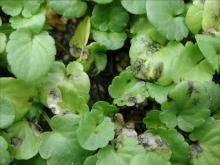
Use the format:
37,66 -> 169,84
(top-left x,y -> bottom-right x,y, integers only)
0,0 -> 42,17
92,101 -> 118,117
48,0 -> 87,19
9,7 -> 46,34
150,128 -> 190,164
146,83 -> 175,104
185,1 -> 203,34
69,16 -> 91,57
83,155 -> 97,165
202,0 -> 220,33
13,154 -> 47,165
0,136 -> 11,165
160,81 -> 211,132
6,29 -> 56,82
108,68 -> 149,106
91,0 -> 112,4
196,34 -> 220,72
172,42 -> 214,82
0,32 -> 7,54
121,0 -> 146,15
91,1 -> 129,32
146,0 -> 189,41
77,111 -> 115,150
190,118 -> 220,165
39,114 -> 92,165
144,110 -> 166,129
129,152 -> 171,165
0,96 -> 15,129
204,81 -> 220,112
7,119 -> 40,160
96,135 -> 145,165
92,30 -> 127,50
0,78 -> 37,120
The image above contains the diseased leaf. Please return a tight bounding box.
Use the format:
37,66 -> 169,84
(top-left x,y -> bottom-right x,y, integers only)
190,118 -> 220,165
7,120 -> 40,160
160,81 -> 211,132
6,29 -> 56,82
97,135 -> 145,165
108,68 -> 149,106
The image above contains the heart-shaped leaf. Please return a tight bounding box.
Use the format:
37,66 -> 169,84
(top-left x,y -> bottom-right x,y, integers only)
77,111 -> 115,150
7,29 -> 56,82
39,114 -> 92,165
121,0 -> 146,15
146,0 -> 188,41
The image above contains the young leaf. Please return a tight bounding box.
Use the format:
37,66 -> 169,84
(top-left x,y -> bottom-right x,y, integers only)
77,111 -> 115,150
91,1 -> 129,32
9,7 -> 46,34
196,34 -> 220,72
190,118 -> 220,165
121,0 -> 146,15
48,0 -> 87,19
6,29 -> 56,82
146,0 -> 189,41
7,119 -> 40,160
185,0 -> 204,34
108,68 -> 149,106
83,155 -> 98,165
69,16 -> 91,57
160,81 -> 211,132
39,114 -> 92,165
0,96 -> 15,129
